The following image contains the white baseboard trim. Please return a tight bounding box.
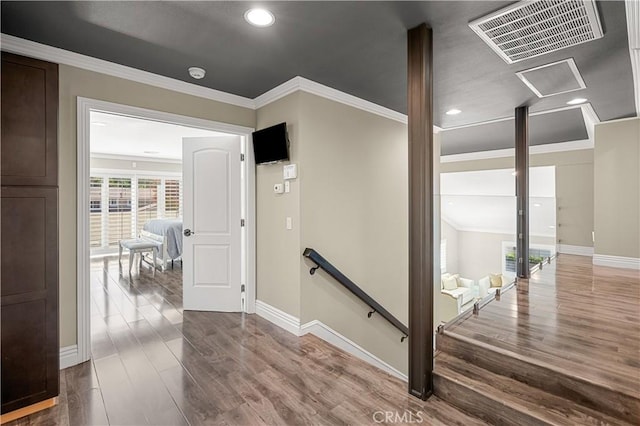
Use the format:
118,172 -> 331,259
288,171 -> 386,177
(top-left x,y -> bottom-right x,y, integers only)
255,300 -> 407,382
255,300 -> 301,336
300,320 -> 408,382
593,254 -> 640,270
557,244 -> 594,257
60,345 -> 80,370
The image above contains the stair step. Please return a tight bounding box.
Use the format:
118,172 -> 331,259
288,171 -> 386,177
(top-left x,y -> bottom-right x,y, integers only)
434,352 -> 632,426
436,331 -> 639,424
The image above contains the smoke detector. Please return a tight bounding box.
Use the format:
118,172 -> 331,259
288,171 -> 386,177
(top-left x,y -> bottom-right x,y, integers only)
188,67 -> 206,80
469,0 -> 603,64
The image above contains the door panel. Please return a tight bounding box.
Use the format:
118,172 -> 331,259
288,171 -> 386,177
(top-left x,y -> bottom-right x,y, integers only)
1,187 -> 59,413
1,52 -> 58,187
183,137 -> 241,312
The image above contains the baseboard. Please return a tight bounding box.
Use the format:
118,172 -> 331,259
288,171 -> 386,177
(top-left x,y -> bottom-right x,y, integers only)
255,300 -> 301,336
593,254 -> 640,270
300,320 -> 408,382
557,244 -> 593,257
60,345 -> 80,369
255,300 -> 407,382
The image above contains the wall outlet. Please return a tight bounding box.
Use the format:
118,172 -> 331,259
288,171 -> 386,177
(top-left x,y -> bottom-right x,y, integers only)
274,183 -> 284,194
286,217 -> 293,230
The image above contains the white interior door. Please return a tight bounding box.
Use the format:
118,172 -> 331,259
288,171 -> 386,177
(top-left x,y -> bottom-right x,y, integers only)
182,136 -> 242,311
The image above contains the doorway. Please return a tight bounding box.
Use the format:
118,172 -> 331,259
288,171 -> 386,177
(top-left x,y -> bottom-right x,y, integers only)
76,98 -> 256,365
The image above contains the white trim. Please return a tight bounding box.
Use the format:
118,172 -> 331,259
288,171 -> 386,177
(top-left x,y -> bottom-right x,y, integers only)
558,244 -> 593,257
440,139 -> 593,163
300,320 -> 408,382
626,0 -> 640,115
254,76 -> 409,124
254,300 -> 408,381
594,116 -> 640,126
76,97 -> 256,368
255,300 -> 301,336
90,168 -> 182,178
60,345 -> 79,370
593,254 -> 640,270
516,58 -> 586,98
0,34 -> 255,109
90,153 -> 182,164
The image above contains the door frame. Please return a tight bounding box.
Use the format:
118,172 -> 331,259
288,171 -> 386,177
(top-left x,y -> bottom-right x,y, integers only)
76,97 -> 256,364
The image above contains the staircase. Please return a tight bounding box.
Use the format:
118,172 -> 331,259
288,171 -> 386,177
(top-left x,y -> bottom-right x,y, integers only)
434,327 -> 639,426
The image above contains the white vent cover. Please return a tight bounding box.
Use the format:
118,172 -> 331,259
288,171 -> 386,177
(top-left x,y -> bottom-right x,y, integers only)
469,0 -> 604,64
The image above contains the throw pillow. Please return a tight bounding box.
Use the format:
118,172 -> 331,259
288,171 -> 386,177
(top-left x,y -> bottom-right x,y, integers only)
451,273 -> 461,287
489,273 -> 503,288
441,273 -> 451,289
443,275 -> 458,291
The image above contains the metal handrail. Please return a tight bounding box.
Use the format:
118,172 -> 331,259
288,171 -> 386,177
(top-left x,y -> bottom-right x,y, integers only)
303,248 -> 409,341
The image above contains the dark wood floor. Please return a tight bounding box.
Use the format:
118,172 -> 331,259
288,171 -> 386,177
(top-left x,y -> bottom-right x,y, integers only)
446,254 -> 640,401
8,255 -> 484,425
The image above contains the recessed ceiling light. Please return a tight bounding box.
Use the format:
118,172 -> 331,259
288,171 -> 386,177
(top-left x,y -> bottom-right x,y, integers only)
534,203 -> 541,207
143,150 -> 160,154
244,8 -> 275,27
91,122 -> 107,127
566,98 -> 587,105
448,201 -> 454,206
548,225 -> 556,229
446,109 -> 462,115
188,67 -> 206,80
511,171 -> 517,176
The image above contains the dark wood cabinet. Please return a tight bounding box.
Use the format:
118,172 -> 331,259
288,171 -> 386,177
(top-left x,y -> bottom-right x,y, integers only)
1,52 -> 59,414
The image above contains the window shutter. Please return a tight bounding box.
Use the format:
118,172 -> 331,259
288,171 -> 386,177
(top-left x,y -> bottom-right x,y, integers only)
164,179 -> 182,219
108,177 -> 133,247
136,178 -> 161,235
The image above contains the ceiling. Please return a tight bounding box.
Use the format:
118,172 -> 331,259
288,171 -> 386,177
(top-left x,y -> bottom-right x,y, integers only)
2,1 -> 636,153
441,167 -> 556,237
90,111 -> 224,160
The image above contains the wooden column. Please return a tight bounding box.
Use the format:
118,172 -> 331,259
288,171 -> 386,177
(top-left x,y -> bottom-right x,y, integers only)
407,23 -> 434,400
515,106 -> 530,278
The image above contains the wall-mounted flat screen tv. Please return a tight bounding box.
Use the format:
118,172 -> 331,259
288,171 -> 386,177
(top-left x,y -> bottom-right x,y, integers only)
252,122 -> 290,164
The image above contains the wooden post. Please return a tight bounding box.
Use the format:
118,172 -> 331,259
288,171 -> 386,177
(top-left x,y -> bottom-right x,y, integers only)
407,23 -> 434,400
515,106 -> 530,278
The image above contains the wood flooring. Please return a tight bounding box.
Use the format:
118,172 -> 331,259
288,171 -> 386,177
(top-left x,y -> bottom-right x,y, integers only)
6,255 -> 484,426
436,254 -> 640,424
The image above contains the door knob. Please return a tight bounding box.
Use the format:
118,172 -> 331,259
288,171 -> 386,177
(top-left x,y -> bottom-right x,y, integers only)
184,229 -> 194,237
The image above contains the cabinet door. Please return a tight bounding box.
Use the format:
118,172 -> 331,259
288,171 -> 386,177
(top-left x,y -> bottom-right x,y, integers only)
1,186 -> 59,413
1,52 -> 58,187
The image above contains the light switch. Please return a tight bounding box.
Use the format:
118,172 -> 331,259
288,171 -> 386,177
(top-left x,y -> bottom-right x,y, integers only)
283,164 -> 297,180
284,181 -> 290,193
286,217 -> 293,230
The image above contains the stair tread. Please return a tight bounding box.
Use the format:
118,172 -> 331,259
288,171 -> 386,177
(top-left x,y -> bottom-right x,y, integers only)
434,352 -> 632,426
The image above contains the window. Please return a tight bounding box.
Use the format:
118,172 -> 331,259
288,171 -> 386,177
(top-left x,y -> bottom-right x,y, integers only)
90,173 -> 182,252
440,240 -> 447,274
107,177 -> 133,247
136,178 -> 161,236
164,179 -> 182,219
89,177 -> 104,248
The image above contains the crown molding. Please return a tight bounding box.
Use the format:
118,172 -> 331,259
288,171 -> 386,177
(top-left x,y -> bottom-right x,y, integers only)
0,34 -> 256,110
626,0 -> 640,115
254,76 -> 410,124
440,139 -> 593,163
90,153 -> 182,164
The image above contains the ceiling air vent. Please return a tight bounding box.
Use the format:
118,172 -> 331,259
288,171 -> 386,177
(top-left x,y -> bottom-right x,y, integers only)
516,58 -> 586,97
469,0 -> 603,64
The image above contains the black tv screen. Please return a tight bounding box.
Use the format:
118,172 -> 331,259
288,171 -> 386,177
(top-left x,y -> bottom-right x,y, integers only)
252,123 -> 290,164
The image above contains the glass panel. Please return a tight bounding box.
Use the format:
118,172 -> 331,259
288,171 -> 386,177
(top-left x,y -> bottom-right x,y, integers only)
107,177 -> 132,247
136,178 -> 161,235
89,177 -> 103,248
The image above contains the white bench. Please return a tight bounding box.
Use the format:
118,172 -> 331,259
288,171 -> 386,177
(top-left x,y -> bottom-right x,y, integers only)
118,238 -> 162,276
